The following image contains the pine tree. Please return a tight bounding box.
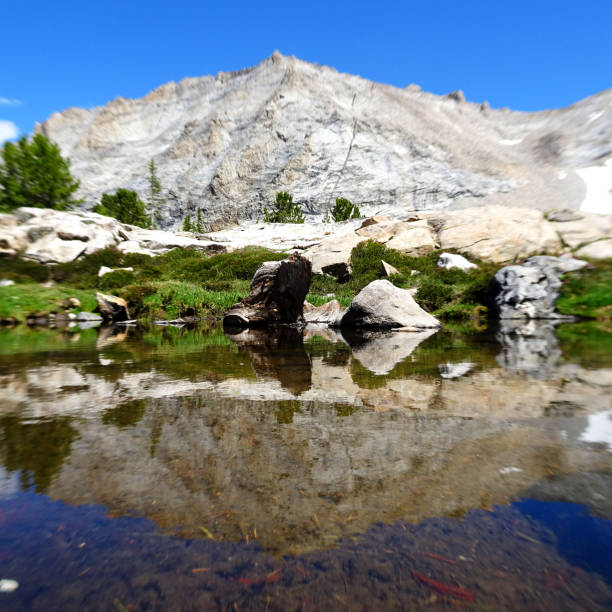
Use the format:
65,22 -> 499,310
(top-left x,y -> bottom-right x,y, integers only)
182,215 -> 193,232
93,188 -> 151,228
195,209 -> 205,233
147,159 -> 165,228
263,191 -> 304,223
0,134 -> 81,212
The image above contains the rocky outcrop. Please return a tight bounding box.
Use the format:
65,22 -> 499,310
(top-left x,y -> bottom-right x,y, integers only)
332,279 -> 441,330
223,253 -> 312,327
0,207 -> 226,263
36,53 -> 612,230
492,255 -> 587,319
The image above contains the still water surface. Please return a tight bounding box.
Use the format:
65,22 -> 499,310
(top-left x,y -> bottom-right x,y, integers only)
0,322 -> 611,610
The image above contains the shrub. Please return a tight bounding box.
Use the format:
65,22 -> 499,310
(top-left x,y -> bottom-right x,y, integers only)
264,192 -> 304,224
325,197 -> 361,222
93,189 -> 151,228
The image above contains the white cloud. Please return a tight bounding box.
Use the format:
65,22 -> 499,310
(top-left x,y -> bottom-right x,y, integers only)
0,120 -> 19,143
0,97 -> 22,106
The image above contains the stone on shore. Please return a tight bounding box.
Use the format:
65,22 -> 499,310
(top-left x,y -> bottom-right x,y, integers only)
331,279 -> 441,330
437,252 -> 477,270
492,255 -> 587,320
303,299 -> 344,324
95,292 -> 130,322
223,253 -> 312,327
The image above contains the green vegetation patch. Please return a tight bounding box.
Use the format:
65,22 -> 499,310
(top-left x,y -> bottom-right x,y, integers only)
556,258 -> 612,319
0,284 -> 98,322
308,241 -> 498,320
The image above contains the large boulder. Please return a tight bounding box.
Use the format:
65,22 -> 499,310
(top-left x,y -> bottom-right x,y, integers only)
303,233 -> 367,281
491,255 -> 587,319
331,279 -> 441,330
95,292 -> 130,322
223,253 -> 312,327
433,206 -> 561,263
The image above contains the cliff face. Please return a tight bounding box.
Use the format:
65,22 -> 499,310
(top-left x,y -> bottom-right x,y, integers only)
37,52 -> 612,229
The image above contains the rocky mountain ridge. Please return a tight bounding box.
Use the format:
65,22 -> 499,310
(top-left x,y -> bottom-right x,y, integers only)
37,52 -> 612,229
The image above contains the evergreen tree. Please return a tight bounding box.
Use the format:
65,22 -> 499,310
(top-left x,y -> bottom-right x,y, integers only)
0,134 -> 81,212
263,191 -> 304,223
182,215 -> 193,232
147,159 -> 165,227
195,209 -> 205,233
328,197 -> 361,222
93,189 -> 151,228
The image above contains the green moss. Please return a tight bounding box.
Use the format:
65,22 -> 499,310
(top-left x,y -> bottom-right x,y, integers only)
556,259 -> 612,319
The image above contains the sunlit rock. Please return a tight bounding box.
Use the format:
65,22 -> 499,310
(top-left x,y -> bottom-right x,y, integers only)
333,280 -> 441,330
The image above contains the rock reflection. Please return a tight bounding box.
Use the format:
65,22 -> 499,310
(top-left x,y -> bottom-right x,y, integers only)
496,320 -> 563,377
226,326 -> 312,394
0,323 -> 611,557
341,328 -> 438,375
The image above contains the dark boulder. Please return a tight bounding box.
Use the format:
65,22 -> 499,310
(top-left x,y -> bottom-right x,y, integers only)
223,252 -> 312,327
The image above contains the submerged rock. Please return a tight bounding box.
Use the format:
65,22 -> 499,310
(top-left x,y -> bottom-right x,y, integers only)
223,253 -> 312,327
332,280 -> 441,330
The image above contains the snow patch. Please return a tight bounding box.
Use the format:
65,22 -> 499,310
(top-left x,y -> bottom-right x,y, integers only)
558,171 -> 567,180
577,159 -> 612,214
580,411 -> 612,450
500,138 -> 523,146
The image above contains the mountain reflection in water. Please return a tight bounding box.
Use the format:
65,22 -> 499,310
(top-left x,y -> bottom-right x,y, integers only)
0,321 -> 611,609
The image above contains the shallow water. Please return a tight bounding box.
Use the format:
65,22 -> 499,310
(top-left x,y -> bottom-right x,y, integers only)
0,321 -> 611,610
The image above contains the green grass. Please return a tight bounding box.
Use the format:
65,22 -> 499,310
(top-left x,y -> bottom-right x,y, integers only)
138,280 -> 246,320
2,240 -> 610,324
0,284 -> 98,322
556,259 -> 612,319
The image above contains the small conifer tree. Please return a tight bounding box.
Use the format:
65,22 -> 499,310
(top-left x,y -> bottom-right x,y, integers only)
263,191 -> 304,223
93,188 -> 151,228
195,209 -> 205,233
147,159 -> 165,228
182,215 -> 193,232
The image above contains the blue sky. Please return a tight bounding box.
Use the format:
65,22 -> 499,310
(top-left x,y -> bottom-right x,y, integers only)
1,0 -> 610,142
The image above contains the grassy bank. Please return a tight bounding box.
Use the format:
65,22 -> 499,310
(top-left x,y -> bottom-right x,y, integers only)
1,244 -> 611,323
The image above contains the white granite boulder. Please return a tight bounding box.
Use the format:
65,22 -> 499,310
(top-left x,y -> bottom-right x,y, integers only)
331,280 -> 441,330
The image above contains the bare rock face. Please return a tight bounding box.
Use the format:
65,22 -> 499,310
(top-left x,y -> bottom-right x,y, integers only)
434,206 -> 561,263
95,292 -> 130,322
223,253 -> 312,327
36,53 -> 612,230
332,279 -> 441,330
